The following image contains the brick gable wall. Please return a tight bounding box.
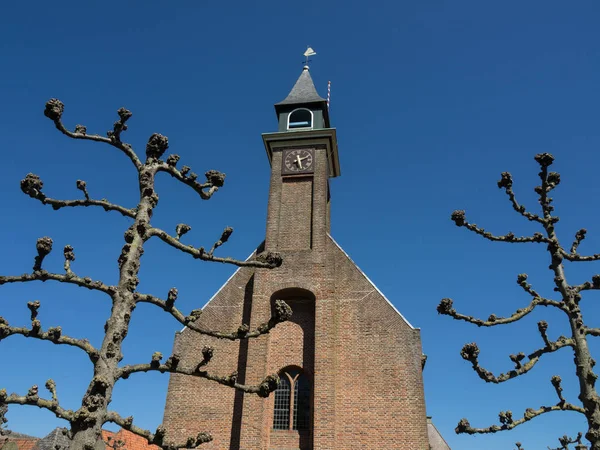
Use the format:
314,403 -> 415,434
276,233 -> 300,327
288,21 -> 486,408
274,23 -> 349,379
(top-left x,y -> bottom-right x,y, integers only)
162,144 -> 430,449
162,236 -> 429,449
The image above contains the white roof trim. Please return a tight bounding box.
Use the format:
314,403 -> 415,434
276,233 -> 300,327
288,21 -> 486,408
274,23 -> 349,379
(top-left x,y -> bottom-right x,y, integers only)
179,248 -> 258,332
327,234 -> 417,330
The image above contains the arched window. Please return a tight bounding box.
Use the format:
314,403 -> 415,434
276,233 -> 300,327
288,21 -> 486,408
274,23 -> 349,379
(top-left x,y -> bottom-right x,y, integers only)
273,368 -> 310,430
287,109 -> 313,130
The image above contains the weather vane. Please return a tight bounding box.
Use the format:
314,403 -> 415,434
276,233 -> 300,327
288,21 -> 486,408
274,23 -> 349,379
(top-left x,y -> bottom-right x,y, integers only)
303,46 -> 316,66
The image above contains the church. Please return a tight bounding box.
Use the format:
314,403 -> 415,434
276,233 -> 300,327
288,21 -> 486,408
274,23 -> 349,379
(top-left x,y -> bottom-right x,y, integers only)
162,65 -> 449,450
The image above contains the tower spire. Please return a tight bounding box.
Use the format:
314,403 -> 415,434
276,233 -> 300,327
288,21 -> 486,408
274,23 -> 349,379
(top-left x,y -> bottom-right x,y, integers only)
276,65 -> 326,106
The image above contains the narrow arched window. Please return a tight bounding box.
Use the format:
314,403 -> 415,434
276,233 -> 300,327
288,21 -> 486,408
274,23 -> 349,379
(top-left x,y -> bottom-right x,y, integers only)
287,109 -> 313,130
273,375 -> 291,430
272,368 -> 310,430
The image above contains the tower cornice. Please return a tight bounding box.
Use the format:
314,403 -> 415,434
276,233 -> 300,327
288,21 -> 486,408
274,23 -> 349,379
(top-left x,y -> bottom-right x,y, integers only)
261,128 -> 340,178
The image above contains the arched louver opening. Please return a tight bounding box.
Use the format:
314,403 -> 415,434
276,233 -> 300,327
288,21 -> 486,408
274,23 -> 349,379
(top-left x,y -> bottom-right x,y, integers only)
287,109 -> 313,130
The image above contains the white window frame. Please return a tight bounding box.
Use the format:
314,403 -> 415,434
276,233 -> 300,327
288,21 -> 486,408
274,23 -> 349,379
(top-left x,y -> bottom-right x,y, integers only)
287,108 -> 314,130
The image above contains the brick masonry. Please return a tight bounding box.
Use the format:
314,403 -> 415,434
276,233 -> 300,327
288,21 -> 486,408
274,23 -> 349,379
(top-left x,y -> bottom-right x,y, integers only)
162,144 -> 430,449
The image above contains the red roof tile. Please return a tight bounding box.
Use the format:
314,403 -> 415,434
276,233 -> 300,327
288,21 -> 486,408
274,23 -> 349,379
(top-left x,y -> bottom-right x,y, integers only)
102,429 -> 160,450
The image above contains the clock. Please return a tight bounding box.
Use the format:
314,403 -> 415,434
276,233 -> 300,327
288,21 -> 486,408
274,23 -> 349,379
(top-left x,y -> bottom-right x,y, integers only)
282,149 -> 315,175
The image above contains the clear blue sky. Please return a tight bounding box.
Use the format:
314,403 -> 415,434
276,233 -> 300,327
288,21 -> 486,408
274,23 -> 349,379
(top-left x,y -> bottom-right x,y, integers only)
1,1 -> 600,449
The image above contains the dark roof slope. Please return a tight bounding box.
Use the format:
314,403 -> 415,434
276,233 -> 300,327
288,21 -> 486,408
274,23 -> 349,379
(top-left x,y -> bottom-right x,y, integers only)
427,417 -> 451,450
32,428 -> 70,450
276,66 -> 326,106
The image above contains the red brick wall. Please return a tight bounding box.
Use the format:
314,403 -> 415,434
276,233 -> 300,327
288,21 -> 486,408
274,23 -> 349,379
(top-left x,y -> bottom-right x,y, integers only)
162,145 -> 430,449
162,267 -> 255,450
278,179 -> 313,251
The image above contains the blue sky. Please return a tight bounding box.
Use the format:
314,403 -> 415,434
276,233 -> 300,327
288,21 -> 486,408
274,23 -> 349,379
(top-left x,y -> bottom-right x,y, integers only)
1,1 -> 600,449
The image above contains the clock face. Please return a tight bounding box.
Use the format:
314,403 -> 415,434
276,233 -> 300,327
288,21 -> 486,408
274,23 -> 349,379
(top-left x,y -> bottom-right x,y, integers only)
282,149 -> 314,174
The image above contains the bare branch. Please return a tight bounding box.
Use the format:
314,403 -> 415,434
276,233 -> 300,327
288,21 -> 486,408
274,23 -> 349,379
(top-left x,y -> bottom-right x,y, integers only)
175,224 -> 191,240
44,196 -> 135,218
551,375 -> 566,404
135,293 -> 292,340
586,327 -> 600,337
32,236 -> 53,272
458,337 -> 574,383
534,153 -> 560,220
570,229 -> 587,254
44,99 -> 142,170
437,294 -> 561,328
147,227 -> 283,269
208,227 -> 234,257
45,379 -> 58,403
63,245 -> 75,275
497,172 -> 544,223
0,270 -> 113,295
0,237 -> 113,294
20,174 -> 136,218
0,387 -> 74,422
117,351 -> 280,398
549,432 -> 584,450
104,412 -> 212,450
155,158 -> 224,200
538,320 -> 552,347
455,402 -> 584,435
561,249 -> 600,262
516,273 -> 544,298
450,210 -> 550,244
0,316 -> 98,359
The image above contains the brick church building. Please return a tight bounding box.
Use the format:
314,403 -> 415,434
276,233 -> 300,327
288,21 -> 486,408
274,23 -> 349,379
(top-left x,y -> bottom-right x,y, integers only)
162,66 -> 448,450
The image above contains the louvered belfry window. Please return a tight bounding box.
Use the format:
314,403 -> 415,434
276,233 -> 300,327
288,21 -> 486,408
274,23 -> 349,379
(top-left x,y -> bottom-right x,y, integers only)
287,109 -> 313,129
272,368 -> 310,431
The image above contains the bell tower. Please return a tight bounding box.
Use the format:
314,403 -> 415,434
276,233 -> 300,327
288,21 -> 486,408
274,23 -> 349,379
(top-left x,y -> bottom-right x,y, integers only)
262,65 -> 340,252
162,62 -> 434,450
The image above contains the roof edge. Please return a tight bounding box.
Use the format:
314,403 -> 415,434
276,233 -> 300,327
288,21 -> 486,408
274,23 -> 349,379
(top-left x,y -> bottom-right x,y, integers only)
178,244 -> 262,333
327,234 -> 417,330
427,419 -> 452,450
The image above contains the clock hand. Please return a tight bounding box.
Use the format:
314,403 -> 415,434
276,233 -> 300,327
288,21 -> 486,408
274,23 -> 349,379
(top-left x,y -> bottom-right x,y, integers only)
295,155 -> 303,170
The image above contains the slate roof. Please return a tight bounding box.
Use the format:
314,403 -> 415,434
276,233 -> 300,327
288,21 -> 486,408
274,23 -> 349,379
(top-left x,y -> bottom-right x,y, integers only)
427,417 -> 451,450
31,428 -> 70,450
276,66 -> 326,106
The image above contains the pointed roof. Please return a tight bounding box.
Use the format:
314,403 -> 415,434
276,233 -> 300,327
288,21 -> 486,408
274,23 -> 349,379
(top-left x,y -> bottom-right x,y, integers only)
276,66 -> 326,106
31,428 -> 70,450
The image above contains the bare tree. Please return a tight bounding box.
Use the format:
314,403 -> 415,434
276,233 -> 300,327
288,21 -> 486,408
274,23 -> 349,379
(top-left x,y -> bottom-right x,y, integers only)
0,100 -> 292,450
438,153 -> 600,449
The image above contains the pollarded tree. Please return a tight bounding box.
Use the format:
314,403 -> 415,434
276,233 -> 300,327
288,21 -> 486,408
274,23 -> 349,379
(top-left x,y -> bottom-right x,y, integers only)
438,153 -> 600,449
0,100 -> 292,450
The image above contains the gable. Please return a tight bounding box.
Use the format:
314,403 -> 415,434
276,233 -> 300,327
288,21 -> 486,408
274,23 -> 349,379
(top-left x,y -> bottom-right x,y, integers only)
327,234 -> 417,331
